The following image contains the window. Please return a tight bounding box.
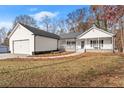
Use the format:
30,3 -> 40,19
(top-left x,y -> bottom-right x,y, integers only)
92,40 -> 98,49
67,41 -> 76,48
81,41 -> 85,49
99,40 -> 103,48
90,40 -> 92,47
72,41 -> 76,45
67,41 -> 75,45
90,40 -> 104,49
67,41 -> 70,45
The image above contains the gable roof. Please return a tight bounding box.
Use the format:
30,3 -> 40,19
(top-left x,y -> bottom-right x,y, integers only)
60,25 -> 115,39
77,25 -> 114,38
8,23 -> 60,39
20,23 -> 60,39
60,31 -> 83,39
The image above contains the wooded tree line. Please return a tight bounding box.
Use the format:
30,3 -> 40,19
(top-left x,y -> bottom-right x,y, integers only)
0,5 -> 124,52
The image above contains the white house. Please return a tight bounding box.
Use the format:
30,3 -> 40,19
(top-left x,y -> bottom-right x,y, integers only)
8,23 -> 115,55
8,23 -> 60,55
59,25 -> 115,52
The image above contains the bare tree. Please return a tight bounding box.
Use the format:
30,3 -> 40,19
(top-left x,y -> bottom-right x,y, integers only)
40,16 -> 51,32
0,27 -> 7,44
50,19 -> 59,34
54,19 -> 69,35
13,15 -> 37,27
66,8 -> 88,32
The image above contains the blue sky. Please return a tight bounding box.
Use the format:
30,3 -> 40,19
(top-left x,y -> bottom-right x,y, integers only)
0,5 -> 90,29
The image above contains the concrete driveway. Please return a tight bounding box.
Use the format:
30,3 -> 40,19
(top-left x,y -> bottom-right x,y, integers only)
0,53 -> 29,60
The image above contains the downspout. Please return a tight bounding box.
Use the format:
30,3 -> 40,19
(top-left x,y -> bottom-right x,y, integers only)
98,37 -> 99,50
12,41 -> 14,54
57,39 -> 59,51
33,35 -> 36,55
85,38 -> 87,52
75,38 -> 76,52
112,36 -> 115,53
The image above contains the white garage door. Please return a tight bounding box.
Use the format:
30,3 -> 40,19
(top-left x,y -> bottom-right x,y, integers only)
13,39 -> 30,54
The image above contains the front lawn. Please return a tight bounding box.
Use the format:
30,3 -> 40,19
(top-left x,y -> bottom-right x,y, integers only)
0,53 -> 124,87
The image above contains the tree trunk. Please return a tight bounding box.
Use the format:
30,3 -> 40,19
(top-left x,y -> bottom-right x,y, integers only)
104,19 -> 107,31
96,15 -> 100,27
120,20 -> 124,52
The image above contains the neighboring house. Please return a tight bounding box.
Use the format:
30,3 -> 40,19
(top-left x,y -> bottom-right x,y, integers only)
0,44 -> 9,53
59,25 -> 115,52
8,23 -> 60,55
8,23 -> 115,55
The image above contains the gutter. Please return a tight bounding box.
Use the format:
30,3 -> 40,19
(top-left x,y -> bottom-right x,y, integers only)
32,34 -> 36,55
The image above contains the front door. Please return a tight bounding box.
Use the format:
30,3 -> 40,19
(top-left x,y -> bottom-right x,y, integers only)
81,41 -> 85,49
92,40 -> 98,49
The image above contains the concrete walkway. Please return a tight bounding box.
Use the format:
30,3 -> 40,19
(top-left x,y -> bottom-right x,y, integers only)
0,53 -> 29,60
27,52 -> 82,59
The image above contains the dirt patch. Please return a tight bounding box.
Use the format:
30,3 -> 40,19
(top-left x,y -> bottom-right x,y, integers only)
29,51 -> 74,57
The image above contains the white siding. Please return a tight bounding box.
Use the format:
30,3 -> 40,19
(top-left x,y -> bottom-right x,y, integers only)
84,38 -> 113,50
9,24 -> 34,55
59,39 -> 66,49
59,39 -> 76,51
35,36 -> 58,52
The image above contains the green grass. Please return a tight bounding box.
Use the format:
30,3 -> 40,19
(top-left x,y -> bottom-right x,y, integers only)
0,53 -> 124,87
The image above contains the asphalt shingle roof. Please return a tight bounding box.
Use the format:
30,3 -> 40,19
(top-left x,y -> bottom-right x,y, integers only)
20,23 -> 114,40
20,23 -> 60,39
60,31 -> 83,39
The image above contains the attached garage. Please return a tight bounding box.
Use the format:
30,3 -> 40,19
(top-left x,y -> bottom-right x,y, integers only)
13,39 -> 30,54
8,23 -> 60,55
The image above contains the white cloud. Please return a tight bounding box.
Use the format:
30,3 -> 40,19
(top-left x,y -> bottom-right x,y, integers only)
31,11 -> 59,21
0,22 -> 12,30
29,8 -> 38,12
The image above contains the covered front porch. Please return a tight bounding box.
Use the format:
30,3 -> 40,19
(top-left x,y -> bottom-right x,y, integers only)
76,37 -> 114,52
60,37 -> 114,52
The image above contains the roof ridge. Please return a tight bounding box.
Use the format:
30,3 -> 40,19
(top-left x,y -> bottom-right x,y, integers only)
19,23 -> 44,31
19,23 -> 60,39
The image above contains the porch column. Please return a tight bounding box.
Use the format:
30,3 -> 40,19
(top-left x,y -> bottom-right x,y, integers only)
85,38 -> 87,52
75,38 -> 76,52
98,37 -> 100,50
112,37 -> 114,53
65,39 -> 67,49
